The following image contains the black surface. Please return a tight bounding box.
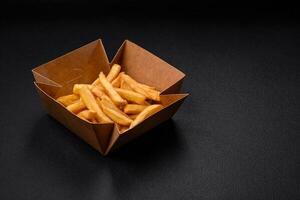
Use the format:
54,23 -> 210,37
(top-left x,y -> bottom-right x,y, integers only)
0,4 -> 300,200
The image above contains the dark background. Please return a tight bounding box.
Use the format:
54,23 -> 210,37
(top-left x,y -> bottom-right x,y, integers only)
0,1 -> 299,200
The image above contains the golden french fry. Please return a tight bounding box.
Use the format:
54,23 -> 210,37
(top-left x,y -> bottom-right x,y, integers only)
111,72 -> 124,87
99,99 -> 133,126
128,114 -> 138,120
124,104 -> 147,114
57,94 -> 79,106
91,79 -> 105,91
77,110 -> 97,122
142,87 -> 160,101
73,84 -> 83,94
120,78 -> 133,91
90,85 -> 106,98
91,86 -> 115,107
66,100 -> 86,114
92,78 -> 100,86
79,85 -> 112,123
122,74 -> 160,101
99,98 -> 132,124
115,88 -> 146,105
144,100 -> 151,106
96,97 -> 118,112
73,84 -> 92,94
100,98 -> 131,118
99,72 -> 127,106
138,83 -> 156,90
107,64 -> 121,82
130,104 -> 163,128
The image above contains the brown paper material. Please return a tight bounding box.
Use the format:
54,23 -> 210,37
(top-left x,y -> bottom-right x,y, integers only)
32,39 -> 188,155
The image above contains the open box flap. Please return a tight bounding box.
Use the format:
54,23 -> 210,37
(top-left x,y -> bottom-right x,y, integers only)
32,39 -> 111,98
110,40 -> 185,94
105,93 -> 189,154
34,82 -> 114,154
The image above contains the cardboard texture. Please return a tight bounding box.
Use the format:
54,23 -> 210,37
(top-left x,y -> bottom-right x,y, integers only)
32,39 -> 188,155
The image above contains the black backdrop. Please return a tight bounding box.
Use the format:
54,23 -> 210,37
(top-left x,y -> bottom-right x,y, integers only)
0,1 -> 299,200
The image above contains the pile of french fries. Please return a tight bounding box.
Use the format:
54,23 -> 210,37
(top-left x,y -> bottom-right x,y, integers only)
56,64 -> 163,132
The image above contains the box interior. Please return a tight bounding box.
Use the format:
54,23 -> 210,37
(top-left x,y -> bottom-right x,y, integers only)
111,40 -> 186,94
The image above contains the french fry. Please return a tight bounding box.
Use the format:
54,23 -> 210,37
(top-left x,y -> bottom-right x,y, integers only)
120,78 -> 133,91
130,104 -> 163,128
99,98 -> 132,123
57,94 -> 79,106
141,87 -> 160,101
92,78 -> 100,86
90,85 -> 106,98
91,86 -> 115,106
73,84 -> 93,94
111,72 -> 124,88
144,100 -> 151,106
96,97 -> 118,112
106,64 -> 121,82
115,88 -> 146,105
91,79 -> 106,91
138,83 -> 156,90
124,104 -> 147,114
100,98 -> 131,118
128,114 -> 138,120
66,100 -> 86,114
77,110 -> 97,122
99,99 -> 133,126
122,74 -> 160,101
79,85 -> 112,123
99,72 -> 127,106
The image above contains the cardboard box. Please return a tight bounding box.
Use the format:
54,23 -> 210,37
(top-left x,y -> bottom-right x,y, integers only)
32,39 -> 188,155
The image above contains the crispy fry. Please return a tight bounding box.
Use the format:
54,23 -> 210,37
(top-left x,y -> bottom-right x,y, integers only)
111,72 -> 124,87
73,84 -> 92,94
90,85 -> 106,98
124,104 -> 147,114
122,74 -> 160,101
57,94 -> 79,106
66,100 -> 86,114
91,86 -> 115,106
144,100 -> 151,106
96,97 -> 118,112
128,114 -> 138,120
77,110 -> 97,122
120,78 -> 133,91
79,85 -> 112,123
138,83 -> 156,90
99,98 -> 131,122
91,79 -> 105,90
115,88 -> 146,105
99,72 -> 127,106
92,78 -> 100,86
107,64 -> 121,82
130,104 -> 163,128
141,87 -> 160,101
99,99 -> 132,126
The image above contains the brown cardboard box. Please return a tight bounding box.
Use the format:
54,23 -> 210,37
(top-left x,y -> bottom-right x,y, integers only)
32,39 -> 188,155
